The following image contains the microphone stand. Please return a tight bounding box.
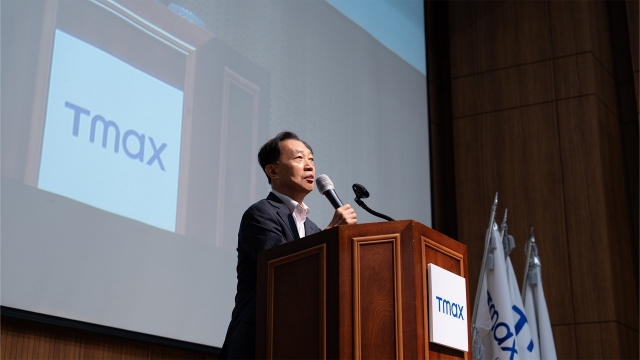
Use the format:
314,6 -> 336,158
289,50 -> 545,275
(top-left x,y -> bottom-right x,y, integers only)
352,183 -> 395,222
354,198 -> 395,222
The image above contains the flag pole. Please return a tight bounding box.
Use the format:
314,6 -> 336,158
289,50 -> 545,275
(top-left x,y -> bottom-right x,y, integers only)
500,209 -> 508,259
471,192 -> 498,327
521,227 -> 535,300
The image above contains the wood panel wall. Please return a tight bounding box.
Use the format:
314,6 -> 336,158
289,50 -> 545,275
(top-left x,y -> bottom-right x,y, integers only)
428,0 -> 639,358
0,316 -> 217,360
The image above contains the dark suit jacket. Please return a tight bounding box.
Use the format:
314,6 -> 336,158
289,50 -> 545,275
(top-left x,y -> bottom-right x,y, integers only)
219,192 -> 321,360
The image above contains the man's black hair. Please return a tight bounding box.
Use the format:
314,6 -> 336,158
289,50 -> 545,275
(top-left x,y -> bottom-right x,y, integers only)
258,131 -> 313,184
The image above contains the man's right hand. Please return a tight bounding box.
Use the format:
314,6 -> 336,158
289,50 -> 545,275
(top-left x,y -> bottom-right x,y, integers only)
325,204 -> 357,229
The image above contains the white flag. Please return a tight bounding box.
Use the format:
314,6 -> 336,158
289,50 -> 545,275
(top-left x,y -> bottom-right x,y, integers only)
523,287 -> 539,357
474,223 -> 535,360
505,256 -> 537,360
523,256 -> 557,360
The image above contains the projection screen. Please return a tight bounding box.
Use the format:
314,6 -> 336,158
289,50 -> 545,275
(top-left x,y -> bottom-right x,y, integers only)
1,0 -> 430,349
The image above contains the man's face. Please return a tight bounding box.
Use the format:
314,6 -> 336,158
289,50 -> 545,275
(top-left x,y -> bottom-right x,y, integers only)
270,139 -> 315,200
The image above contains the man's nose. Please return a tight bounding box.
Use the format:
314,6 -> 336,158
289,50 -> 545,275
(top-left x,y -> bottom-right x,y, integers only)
304,159 -> 314,170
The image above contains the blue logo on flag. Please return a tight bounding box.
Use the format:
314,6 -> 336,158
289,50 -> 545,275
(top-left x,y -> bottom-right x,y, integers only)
487,290 -> 534,360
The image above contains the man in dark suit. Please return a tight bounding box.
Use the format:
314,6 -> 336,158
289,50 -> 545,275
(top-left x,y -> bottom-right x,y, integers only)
219,131 -> 357,359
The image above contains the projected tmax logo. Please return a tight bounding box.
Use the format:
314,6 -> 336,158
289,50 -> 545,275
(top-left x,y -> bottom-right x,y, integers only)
64,101 -> 168,171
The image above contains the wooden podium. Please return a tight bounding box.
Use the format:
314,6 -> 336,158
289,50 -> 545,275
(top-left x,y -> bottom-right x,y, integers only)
256,220 -> 470,360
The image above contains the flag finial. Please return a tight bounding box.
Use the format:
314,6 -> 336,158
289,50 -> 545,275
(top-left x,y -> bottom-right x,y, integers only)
501,208 -> 508,229
501,209 -> 515,257
522,227 -> 539,299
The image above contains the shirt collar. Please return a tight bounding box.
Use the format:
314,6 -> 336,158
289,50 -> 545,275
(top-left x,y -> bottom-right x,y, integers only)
271,190 -> 310,215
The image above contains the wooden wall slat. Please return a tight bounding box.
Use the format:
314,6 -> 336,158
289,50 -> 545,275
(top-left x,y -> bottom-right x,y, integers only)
601,322 -> 627,359
553,53 -> 619,115
556,95 -> 637,327
575,323 -> 604,359
451,61 -> 555,118
447,0 -> 480,78
548,0 -> 614,73
0,316 -> 217,360
2,317 -> 13,359
448,1 -> 552,77
550,324 -> 577,359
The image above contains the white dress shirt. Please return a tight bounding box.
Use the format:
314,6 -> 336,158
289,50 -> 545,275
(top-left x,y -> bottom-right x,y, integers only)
271,190 -> 310,238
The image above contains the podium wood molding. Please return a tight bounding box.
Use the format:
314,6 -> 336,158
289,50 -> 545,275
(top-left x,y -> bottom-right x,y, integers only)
352,234 -> 404,360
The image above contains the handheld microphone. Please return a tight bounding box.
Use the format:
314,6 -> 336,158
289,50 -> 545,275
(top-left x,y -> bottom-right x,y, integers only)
316,174 -> 344,209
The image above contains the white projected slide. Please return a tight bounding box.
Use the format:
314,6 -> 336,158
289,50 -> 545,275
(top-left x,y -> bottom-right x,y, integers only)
1,0 -> 430,350
39,29 -> 184,232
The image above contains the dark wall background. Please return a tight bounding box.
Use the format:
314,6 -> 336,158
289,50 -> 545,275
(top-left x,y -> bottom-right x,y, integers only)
428,0 -> 639,358
2,0 -> 638,359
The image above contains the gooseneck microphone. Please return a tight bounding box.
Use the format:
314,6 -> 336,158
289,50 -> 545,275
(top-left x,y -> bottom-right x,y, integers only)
352,183 -> 395,222
316,174 -> 344,209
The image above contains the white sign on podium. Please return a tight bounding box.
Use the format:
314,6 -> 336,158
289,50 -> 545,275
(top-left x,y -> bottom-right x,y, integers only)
427,263 -> 469,352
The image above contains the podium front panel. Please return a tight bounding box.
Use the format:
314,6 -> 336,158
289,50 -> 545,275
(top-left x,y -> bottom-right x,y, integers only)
266,244 -> 326,359
352,234 -> 404,360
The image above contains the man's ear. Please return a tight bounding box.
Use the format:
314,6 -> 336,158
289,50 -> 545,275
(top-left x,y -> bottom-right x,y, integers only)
265,163 -> 278,181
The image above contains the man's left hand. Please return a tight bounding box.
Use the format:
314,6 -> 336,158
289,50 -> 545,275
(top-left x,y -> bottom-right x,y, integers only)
325,204 -> 357,229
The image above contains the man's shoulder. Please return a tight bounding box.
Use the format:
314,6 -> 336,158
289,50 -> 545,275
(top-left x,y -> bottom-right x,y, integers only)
238,196 -> 290,244
244,196 -> 281,214
240,195 -> 284,224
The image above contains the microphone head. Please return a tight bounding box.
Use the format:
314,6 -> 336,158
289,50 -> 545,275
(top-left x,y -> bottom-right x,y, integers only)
316,174 -> 334,194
